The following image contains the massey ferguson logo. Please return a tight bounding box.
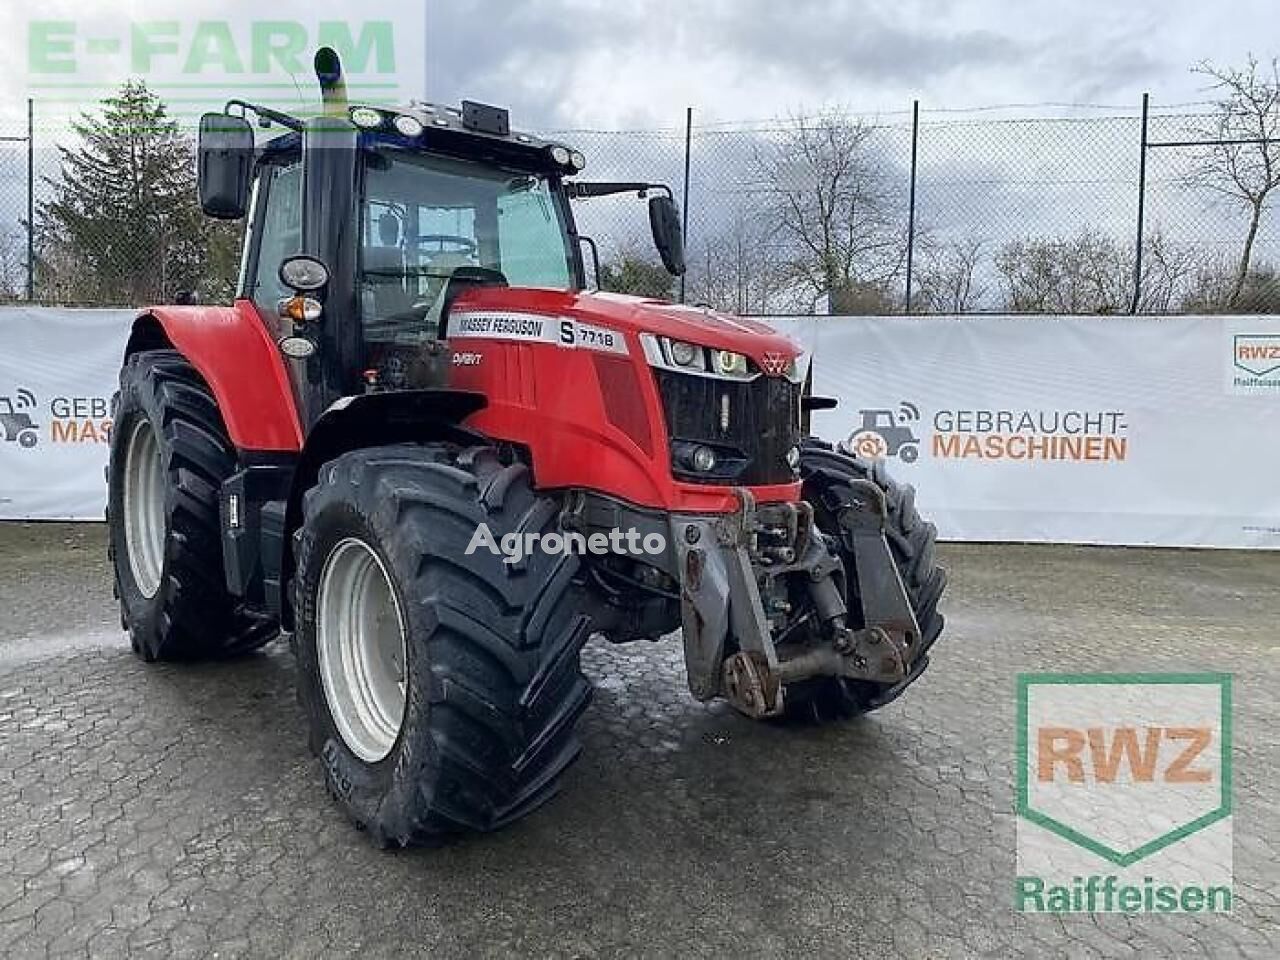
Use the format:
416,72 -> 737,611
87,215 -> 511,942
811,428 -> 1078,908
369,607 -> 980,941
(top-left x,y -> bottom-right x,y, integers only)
759,352 -> 790,377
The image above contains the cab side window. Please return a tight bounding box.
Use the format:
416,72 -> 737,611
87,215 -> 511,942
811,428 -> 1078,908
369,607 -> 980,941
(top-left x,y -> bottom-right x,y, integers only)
251,163 -> 303,313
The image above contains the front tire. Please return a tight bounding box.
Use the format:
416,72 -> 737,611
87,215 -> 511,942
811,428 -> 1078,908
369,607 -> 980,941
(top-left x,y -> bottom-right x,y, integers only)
293,444 -> 592,845
788,441 -> 947,720
107,349 -> 274,661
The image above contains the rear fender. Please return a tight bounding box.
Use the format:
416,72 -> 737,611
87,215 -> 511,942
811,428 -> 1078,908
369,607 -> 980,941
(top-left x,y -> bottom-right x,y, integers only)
126,302 -> 304,451
274,389 -> 489,629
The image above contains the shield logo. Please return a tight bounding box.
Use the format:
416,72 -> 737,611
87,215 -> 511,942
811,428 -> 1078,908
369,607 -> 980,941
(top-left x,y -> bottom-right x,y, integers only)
759,352 -> 790,377
1233,334 -> 1280,377
1017,674 -> 1231,868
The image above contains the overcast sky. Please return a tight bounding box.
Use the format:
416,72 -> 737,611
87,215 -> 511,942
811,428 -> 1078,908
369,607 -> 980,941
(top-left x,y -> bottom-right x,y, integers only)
425,0 -> 1275,129
0,1 -> 1273,132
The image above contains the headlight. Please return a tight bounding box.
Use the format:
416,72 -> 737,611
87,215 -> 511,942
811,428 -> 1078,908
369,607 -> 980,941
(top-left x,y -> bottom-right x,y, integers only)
350,107 -> 385,129
713,350 -> 748,377
278,335 -> 317,359
641,334 -> 760,381
393,114 -> 425,137
549,145 -> 572,166
279,255 -> 330,292
669,340 -> 702,368
690,446 -> 717,472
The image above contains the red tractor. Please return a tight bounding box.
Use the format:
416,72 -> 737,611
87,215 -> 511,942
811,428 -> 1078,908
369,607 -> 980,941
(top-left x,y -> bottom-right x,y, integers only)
107,50 -> 946,846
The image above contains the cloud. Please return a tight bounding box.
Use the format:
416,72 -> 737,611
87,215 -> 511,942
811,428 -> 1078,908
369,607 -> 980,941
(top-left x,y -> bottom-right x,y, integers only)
712,0 -> 1026,88
425,0 -> 1028,127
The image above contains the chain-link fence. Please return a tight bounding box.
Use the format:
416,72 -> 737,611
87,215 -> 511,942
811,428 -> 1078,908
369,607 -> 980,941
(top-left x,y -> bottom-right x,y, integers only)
3,95 -> 1279,314
0,106 -> 34,303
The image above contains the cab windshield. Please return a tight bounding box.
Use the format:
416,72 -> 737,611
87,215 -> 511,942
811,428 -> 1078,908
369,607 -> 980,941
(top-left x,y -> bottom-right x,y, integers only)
360,150 -> 576,341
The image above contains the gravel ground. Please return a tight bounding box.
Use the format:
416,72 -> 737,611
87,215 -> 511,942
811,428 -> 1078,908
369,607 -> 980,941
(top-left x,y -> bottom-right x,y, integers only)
0,522 -> 1276,958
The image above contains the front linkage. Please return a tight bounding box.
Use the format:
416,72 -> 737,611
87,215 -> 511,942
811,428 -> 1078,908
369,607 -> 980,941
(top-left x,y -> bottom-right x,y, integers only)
564,479 -> 922,718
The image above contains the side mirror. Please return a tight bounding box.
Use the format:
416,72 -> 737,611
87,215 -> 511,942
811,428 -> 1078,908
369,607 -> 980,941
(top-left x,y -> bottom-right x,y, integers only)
198,113 -> 255,219
648,196 -> 686,277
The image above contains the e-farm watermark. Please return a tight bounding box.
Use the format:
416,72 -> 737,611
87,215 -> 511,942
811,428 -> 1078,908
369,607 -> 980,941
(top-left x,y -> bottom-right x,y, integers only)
22,4 -> 425,122
1016,674 -> 1233,914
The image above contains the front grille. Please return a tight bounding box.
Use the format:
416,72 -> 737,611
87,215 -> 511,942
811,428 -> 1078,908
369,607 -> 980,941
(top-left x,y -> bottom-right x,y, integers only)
653,369 -> 801,485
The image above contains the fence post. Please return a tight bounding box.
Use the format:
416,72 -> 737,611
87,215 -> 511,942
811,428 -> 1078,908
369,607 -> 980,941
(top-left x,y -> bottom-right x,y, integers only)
25,99 -> 35,302
904,99 -> 919,314
680,106 -> 692,304
1129,92 -> 1149,315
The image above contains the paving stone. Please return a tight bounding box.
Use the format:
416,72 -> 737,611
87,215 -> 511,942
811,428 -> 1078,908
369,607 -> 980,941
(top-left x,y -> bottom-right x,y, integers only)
0,525 -> 1275,957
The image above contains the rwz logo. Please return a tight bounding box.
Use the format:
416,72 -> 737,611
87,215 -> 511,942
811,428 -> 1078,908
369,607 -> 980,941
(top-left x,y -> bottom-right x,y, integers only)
1233,334 -> 1280,377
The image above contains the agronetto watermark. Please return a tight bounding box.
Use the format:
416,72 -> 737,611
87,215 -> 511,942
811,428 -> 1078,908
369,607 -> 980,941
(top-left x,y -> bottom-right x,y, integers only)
1016,674 -> 1233,914
465,524 -> 668,566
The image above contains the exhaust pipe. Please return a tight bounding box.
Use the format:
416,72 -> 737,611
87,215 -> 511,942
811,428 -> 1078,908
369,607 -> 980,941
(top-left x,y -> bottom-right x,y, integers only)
314,47 -> 349,117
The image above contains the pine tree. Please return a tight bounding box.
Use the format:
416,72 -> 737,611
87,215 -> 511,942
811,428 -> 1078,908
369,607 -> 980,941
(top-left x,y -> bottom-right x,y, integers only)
600,252 -> 675,299
38,82 -> 237,305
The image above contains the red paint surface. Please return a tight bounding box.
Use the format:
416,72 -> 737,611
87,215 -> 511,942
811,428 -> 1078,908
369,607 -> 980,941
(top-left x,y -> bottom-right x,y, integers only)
142,302 -> 303,451
449,288 -> 803,513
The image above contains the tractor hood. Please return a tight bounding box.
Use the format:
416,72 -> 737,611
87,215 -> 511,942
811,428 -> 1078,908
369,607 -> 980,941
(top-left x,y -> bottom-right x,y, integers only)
451,287 -> 802,370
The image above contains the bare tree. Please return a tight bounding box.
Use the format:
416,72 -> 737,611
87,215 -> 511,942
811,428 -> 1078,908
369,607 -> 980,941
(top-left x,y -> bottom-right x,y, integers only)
1181,250 -> 1280,313
995,230 -> 1133,314
751,111 -> 905,313
914,237 -> 988,313
685,211 -> 787,314
1135,231 -> 1198,313
1186,56 -> 1280,307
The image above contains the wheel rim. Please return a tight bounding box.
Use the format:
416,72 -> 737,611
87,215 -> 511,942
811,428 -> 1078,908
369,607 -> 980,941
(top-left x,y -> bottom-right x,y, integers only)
316,538 -> 408,763
122,418 -> 166,599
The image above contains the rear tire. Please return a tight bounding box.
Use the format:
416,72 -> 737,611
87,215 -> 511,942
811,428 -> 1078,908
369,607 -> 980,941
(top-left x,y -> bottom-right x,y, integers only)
787,441 -> 947,721
293,444 -> 592,845
107,349 -> 274,661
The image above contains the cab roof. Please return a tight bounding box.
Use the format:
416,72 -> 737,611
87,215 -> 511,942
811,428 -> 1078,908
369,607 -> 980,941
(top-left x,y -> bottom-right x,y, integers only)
257,100 -> 583,177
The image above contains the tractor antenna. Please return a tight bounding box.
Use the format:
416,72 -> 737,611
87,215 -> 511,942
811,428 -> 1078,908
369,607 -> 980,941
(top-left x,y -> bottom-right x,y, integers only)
314,47 -> 349,117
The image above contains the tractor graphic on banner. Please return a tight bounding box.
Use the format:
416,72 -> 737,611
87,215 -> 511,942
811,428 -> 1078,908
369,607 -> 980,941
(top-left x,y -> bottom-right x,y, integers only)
843,402 -> 921,463
0,389 -> 39,449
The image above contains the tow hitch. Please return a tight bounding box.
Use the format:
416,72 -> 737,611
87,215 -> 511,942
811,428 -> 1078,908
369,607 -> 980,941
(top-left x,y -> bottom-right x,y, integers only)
673,482 -> 920,719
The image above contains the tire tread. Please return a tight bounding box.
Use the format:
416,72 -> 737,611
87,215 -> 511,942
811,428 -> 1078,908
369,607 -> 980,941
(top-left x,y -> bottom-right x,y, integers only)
109,349 -> 273,661
790,438 -> 947,720
294,443 -> 592,844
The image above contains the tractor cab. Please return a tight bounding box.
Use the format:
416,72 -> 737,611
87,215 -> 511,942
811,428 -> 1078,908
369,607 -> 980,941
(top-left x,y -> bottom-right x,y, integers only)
196,61 -> 684,418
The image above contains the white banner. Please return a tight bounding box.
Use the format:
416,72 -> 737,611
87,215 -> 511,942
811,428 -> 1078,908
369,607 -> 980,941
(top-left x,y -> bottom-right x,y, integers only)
0,308 -> 132,520
4,308 -> 1279,548
769,314 -> 1280,549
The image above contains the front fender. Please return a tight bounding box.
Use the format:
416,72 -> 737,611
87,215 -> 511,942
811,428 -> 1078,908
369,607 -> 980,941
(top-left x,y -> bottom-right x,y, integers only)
128,301 -> 303,452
